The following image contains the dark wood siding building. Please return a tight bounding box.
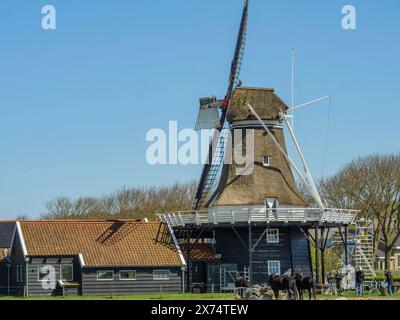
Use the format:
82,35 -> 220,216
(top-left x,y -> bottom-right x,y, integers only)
175,225 -> 312,292
0,221 -> 16,296
3,220 -> 185,297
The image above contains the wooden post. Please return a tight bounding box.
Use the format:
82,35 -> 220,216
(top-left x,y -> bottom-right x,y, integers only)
7,267 -> 10,296
182,267 -> 185,294
315,225 -> 320,285
322,228 -> 325,282
288,227 -> 294,275
344,226 -> 348,266
306,228 -> 314,276
248,223 -> 252,284
186,226 -> 191,292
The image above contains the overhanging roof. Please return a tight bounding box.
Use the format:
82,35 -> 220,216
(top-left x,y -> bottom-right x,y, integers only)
19,220 -> 183,267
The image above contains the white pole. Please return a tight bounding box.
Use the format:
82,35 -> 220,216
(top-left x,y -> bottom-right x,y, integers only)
281,112 -> 324,208
247,103 -> 315,199
289,95 -> 331,112
291,48 -> 295,129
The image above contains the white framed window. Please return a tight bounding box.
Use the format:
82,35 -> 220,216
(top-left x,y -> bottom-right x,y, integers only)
20,265 -> 24,283
153,270 -> 170,280
17,265 -> 24,283
119,270 -> 136,280
97,270 -> 114,281
268,261 -> 281,275
262,156 -> 271,167
60,265 -> 73,282
37,266 -> 51,281
266,229 -> 279,243
265,197 -> 279,209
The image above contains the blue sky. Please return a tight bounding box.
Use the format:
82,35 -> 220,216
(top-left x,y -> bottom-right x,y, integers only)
0,0 -> 399,219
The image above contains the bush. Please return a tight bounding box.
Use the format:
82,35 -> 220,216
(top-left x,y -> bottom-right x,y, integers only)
374,270 -> 400,282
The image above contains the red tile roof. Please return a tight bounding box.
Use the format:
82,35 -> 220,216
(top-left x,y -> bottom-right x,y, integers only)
19,220 -> 183,267
180,243 -> 218,262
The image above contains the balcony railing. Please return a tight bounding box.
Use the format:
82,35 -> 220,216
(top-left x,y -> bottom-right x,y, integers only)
158,207 -> 357,228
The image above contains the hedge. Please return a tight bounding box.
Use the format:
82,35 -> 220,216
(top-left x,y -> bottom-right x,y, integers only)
374,270 -> 400,282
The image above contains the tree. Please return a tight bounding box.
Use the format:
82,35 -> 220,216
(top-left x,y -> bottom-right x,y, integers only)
320,153 -> 400,270
16,214 -> 31,221
41,181 -> 197,221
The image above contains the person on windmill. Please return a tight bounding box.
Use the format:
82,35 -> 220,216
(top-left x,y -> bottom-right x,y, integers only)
355,267 -> 365,296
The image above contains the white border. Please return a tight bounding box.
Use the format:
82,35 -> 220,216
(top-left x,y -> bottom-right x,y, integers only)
266,229 -> 279,244
78,253 -> 85,267
96,270 -> 114,281
262,155 -> 271,167
153,270 -> 170,280
16,221 -> 28,256
267,260 -> 281,275
60,264 -> 73,282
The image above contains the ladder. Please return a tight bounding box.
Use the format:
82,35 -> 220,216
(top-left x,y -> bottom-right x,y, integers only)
192,129 -> 228,209
354,220 -> 376,286
219,267 -> 226,291
243,266 -> 250,281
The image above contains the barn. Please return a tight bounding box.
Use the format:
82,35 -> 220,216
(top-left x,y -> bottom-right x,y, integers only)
1,220 -> 186,297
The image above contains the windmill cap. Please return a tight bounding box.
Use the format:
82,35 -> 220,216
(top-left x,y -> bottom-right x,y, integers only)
227,87 -> 288,123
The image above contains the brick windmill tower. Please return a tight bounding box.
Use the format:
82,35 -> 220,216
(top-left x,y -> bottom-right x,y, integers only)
159,0 -> 357,293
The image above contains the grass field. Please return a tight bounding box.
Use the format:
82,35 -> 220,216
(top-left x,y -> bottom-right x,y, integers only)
318,291 -> 400,300
0,291 -> 399,300
0,293 -> 234,300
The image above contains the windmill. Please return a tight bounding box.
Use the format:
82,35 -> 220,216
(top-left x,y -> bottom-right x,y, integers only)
159,0 -> 358,292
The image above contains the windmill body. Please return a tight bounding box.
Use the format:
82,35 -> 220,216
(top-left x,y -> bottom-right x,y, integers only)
209,87 -> 307,210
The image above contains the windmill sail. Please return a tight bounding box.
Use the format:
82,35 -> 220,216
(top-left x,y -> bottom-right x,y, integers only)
191,0 -> 249,210
194,96 -> 221,131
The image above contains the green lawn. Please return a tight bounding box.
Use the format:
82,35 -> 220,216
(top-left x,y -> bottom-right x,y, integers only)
0,293 -> 234,300
1,291 -> 399,300
318,290 -> 400,300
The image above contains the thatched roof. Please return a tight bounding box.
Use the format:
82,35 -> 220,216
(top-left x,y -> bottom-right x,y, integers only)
211,128 -> 307,207
227,87 -> 288,123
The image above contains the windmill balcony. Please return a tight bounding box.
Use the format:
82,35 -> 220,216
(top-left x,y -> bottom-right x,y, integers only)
158,207 -> 358,228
